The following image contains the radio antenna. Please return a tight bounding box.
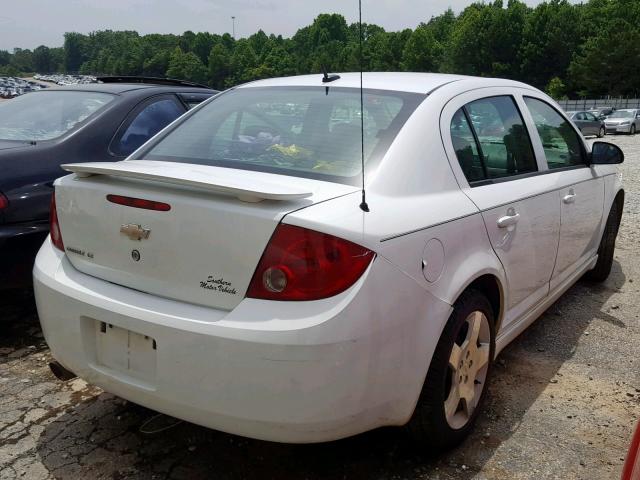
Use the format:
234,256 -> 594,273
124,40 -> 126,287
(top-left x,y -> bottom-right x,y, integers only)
358,0 -> 369,212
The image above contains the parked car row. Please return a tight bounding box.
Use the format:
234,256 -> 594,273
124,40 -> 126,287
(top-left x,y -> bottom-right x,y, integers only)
34,74 -> 97,86
0,76 -> 46,99
12,72 -> 622,449
566,108 -> 640,137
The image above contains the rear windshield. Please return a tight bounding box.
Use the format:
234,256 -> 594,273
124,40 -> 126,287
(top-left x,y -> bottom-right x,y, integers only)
0,90 -> 114,141
141,86 -> 424,184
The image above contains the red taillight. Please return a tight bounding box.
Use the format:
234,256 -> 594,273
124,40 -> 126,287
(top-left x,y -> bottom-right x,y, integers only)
49,193 -> 64,252
106,194 -> 171,211
622,422 -> 640,480
247,224 -> 374,301
0,192 -> 8,210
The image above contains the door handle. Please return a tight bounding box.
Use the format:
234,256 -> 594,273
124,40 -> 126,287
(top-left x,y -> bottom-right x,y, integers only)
497,212 -> 520,228
563,189 -> 576,204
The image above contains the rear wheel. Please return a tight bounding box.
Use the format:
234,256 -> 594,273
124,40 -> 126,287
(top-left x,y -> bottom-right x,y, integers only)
407,289 -> 495,450
598,126 -> 605,138
585,201 -> 621,282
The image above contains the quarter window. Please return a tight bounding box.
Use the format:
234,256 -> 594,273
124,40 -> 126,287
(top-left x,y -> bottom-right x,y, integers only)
450,96 -> 537,184
113,98 -> 184,156
450,109 -> 485,182
524,97 -> 585,169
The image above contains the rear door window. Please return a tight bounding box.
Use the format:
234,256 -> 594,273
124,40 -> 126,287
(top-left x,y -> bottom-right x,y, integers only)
523,97 -> 586,169
450,96 -> 537,184
111,96 -> 185,156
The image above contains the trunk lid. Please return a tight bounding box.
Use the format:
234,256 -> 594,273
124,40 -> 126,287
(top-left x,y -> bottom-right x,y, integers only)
55,161 -> 357,310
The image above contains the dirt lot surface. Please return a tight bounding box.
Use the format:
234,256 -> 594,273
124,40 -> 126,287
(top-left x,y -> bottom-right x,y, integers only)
1,135 -> 639,480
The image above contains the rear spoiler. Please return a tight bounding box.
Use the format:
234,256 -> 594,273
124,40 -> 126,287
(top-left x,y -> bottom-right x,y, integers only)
61,161 -> 313,203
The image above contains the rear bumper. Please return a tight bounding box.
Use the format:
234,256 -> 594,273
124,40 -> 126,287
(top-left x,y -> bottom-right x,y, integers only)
0,221 -> 48,289
34,238 -> 452,443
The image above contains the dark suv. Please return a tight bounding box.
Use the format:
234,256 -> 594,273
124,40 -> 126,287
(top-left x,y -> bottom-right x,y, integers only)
0,77 -> 217,289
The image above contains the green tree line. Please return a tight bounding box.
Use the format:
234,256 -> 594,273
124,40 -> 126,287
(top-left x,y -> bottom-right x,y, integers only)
1,0 -> 639,98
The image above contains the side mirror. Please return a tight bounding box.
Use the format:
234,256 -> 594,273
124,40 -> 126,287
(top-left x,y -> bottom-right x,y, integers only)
591,141 -> 624,165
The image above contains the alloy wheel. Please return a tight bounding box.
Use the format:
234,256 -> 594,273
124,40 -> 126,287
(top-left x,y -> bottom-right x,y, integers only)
445,310 -> 491,429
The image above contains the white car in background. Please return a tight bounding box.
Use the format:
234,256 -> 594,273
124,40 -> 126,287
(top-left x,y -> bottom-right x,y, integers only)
34,73 -> 625,448
605,108 -> 640,135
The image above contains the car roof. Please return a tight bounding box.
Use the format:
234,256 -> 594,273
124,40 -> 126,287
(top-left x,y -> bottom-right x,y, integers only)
42,83 -> 214,95
237,72 -> 534,95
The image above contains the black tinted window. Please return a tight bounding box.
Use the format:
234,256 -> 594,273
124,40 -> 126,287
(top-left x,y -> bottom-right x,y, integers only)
524,97 -> 585,169
114,98 -> 184,156
451,96 -> 537,184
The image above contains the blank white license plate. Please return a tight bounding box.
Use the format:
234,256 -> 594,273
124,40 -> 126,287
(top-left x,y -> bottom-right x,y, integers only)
95,321 -> 157,382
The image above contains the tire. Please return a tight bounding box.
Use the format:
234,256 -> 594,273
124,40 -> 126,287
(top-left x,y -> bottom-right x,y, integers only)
630,125 -> 636,135
406,289 -> 496,450
585,200 -> 621,282
598,126 -> 605,138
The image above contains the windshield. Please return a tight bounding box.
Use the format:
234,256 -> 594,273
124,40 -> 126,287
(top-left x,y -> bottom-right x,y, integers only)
609,110 -> 634,119
0,91 -> 114,141
141,86 -> 423,184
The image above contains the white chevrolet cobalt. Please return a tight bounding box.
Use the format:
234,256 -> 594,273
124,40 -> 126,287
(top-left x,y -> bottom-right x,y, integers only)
34,73 -> 625,448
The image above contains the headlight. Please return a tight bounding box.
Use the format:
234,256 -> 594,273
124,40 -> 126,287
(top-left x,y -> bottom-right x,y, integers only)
620,121 -> 631,126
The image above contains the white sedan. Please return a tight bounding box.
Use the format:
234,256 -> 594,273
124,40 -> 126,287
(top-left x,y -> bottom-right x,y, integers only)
34,73 -> 625,448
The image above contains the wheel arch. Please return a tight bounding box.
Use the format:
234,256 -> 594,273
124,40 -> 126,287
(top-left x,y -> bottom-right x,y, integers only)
449,270 -> 506,335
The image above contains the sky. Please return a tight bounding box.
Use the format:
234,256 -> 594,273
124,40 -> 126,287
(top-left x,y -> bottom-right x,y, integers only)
0,0 -> 578,51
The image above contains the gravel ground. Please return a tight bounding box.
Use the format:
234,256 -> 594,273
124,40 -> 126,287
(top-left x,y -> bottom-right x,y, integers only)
1,135 -> 639,480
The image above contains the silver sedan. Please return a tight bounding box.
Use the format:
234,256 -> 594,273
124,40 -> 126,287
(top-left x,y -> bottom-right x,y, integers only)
605,109 -> 640,135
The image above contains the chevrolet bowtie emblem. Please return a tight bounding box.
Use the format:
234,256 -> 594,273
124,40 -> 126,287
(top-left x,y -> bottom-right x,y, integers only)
120,224 -> 151,241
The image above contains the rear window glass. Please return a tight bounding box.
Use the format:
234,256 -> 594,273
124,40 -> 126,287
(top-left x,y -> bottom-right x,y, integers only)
112,98 -> 184,156
141,87 -> 423,184
0,91 -> 113,141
